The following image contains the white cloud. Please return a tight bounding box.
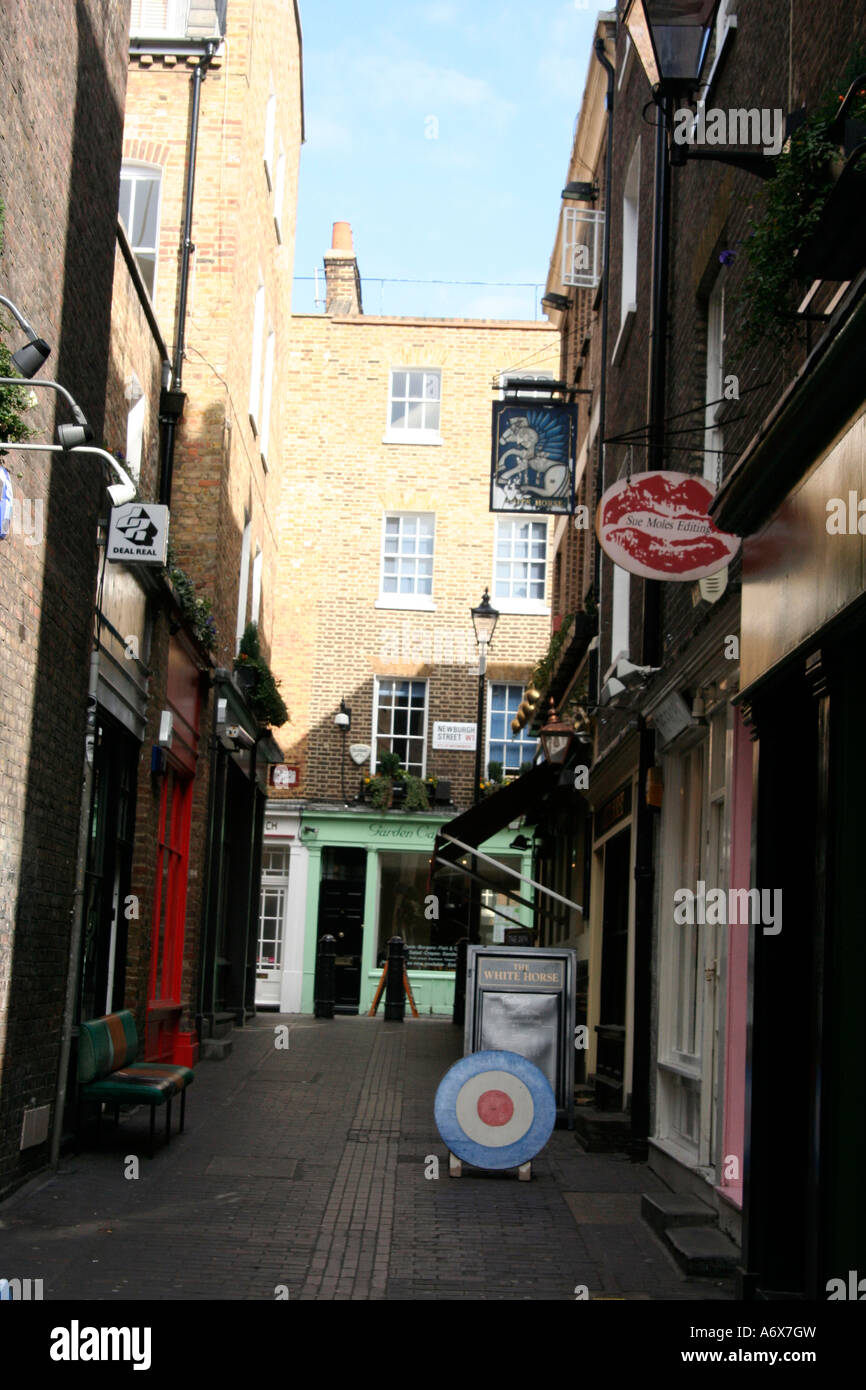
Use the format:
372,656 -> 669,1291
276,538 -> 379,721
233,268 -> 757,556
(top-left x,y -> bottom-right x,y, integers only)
420,2 -> 460,23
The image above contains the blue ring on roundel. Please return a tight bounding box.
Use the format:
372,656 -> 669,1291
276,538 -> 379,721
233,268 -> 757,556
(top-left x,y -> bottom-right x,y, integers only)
434,1049 -> 556,1170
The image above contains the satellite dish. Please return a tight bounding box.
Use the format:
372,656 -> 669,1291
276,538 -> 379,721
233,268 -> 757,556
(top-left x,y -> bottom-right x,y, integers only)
349,744 -> 371,766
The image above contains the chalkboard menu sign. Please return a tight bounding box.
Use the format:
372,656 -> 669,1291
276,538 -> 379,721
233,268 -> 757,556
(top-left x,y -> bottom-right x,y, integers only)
405,944 -> 458,971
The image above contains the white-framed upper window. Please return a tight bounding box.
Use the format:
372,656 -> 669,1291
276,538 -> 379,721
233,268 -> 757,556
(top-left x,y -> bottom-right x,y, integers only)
259,328 -> 276,465
263,86 -> 276,188
611,563 -> 630,667
130,0 -> 189,36
251,546 -> 263,625
621,141 -> 640,325
273,142 -> 286,243
249,276 -> 265,429
379,513 -> 434,602
125,374 -> 146,485
494,518 -> 547,606
704,279 -> 725,484
385,368 -> 442,443
487,684 -> 538,778
373,678 -> 428,777
118,163 -> 162,299
236,513 -> 251,650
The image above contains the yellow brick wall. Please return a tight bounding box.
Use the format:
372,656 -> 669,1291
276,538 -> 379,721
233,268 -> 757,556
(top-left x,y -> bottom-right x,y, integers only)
271,314 -> 562,806
122,0 -> 302,668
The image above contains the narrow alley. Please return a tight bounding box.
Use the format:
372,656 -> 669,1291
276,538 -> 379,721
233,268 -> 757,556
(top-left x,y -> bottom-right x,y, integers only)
1,1017 -> 733,1303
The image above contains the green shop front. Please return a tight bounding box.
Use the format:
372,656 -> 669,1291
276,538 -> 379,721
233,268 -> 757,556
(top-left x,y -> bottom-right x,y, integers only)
298,807 -> 534,1016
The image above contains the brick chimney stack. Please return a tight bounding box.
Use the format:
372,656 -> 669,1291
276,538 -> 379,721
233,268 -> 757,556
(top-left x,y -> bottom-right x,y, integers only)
323,221 -> 363,316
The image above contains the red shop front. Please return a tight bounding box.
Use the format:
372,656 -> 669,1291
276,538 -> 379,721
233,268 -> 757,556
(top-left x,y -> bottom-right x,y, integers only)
146,636 -> 202,1066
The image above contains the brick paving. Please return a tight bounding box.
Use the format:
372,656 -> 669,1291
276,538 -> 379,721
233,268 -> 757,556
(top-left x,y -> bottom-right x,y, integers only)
0,1016 -> 734,1301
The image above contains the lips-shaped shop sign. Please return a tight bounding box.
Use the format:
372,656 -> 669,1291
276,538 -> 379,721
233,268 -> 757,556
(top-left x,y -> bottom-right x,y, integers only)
596,471 -> 740,581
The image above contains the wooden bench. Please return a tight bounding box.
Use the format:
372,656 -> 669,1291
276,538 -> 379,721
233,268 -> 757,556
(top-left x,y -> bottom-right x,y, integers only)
77,1010 -> 194,1157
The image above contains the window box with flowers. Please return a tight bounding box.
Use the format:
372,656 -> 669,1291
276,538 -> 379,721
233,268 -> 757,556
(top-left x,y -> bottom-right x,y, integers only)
360,753 -> 434,811
233,620 -> 289,728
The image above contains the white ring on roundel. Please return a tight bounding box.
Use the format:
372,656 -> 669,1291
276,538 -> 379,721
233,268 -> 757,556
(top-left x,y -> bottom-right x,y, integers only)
454,1069 -> 534,1148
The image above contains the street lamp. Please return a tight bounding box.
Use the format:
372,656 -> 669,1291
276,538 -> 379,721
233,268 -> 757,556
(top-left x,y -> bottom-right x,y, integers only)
0,293 -> 51,378
539,698 -> 577,766
470,589 -> 499,803
624,0 -> 721,95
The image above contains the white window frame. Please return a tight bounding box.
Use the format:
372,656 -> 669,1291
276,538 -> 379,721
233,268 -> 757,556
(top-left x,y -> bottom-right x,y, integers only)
486,683 -> 538,779
125,380 -> 146,485
263,85 -> 276,188
259,327 -> 276,466
704,279 -> 725,484
375,512 -> 436,612
611,563 -> 630,667
372,677 -> 429,778
119,162 -> 162,301
383,368 -> 443,445
620,141 -> 640,327
492,518 -> 549,615
273,141 -> 286,243
655,709 -> 730,1171
251,546 -> 263,625
129,0 -> 189,37
236,514 -> 251,650
249,276 -> 265,430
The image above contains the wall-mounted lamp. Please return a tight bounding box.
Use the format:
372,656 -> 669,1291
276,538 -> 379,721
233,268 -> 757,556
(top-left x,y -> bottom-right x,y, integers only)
0,293 -> 51,378
561,181 -> 598,202
335,698 -> 351,801
539,698 -> 577,765
0,442 -> 136,506
541,292 -> 570,314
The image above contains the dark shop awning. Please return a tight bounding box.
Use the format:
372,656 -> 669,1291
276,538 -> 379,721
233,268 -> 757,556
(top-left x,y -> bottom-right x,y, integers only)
434,761 -> 561,866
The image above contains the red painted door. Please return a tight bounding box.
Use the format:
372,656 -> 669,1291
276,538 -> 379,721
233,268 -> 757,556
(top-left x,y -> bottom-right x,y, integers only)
147,767 -> 193,1061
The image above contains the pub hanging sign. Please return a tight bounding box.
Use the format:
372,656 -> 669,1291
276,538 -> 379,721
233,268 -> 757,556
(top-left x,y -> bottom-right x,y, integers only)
490,401 -> 578,515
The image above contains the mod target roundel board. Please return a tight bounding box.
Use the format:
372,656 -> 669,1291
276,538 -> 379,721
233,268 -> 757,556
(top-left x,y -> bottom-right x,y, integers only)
596,471 -> 740,582
434,1050 -> 557,1170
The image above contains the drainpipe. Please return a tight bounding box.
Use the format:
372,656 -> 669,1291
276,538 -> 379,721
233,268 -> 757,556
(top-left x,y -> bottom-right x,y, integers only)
50,644 -> 100,1168
159,41 -> 217,506
593,33 -> 615,707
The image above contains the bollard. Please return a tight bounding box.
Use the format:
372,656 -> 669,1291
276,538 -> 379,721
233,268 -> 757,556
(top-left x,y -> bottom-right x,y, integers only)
384,935 -> 406,1021
314,934 -> 336,1018
452,936 -> 469,1026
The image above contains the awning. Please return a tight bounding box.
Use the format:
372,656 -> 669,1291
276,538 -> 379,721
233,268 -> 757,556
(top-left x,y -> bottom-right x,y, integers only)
431,761 -> 584,925
433,761 -> 561,866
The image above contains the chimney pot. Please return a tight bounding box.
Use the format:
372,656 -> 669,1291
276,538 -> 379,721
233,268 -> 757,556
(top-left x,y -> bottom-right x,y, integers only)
331,221 -> 354,251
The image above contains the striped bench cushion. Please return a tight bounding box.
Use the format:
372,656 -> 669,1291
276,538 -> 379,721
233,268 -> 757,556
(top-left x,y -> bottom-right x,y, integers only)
78,1011 -> 139,1083
78,1012 -> 195,1104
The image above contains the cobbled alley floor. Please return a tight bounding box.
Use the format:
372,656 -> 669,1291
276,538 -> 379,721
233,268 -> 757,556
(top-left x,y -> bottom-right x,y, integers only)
0,1016 -> 736,1301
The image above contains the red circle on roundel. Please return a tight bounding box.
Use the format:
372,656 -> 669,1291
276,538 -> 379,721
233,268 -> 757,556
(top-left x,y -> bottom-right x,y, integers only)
476,1089 -> 514,1127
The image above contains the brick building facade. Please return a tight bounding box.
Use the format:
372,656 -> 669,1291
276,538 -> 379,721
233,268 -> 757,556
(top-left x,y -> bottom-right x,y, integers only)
0,0 -> 132,1198
120,0 -> 304,1049
257,224 -> 561,1016
534,0 -> 866,1293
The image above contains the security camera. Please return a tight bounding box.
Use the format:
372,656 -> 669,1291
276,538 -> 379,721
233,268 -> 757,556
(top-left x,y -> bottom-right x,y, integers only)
225,724 -> 254,749
614,658 -> 661,687
599,677 -> 627,707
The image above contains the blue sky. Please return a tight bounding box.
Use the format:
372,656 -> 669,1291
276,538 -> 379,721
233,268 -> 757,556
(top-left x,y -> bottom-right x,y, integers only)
292,1 -> 600,319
